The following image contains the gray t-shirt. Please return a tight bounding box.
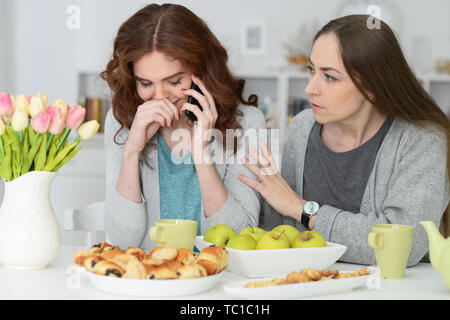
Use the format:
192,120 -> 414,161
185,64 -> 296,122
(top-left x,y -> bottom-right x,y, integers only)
303,117 -> 393,212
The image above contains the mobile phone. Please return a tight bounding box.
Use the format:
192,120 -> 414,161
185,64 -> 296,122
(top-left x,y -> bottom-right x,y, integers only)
185,82 -> 203,122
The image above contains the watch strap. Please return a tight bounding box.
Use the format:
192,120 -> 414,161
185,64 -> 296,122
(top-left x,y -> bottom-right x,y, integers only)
301,211 -> 310,229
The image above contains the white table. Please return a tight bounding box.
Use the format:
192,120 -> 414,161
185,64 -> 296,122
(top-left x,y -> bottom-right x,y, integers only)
0,245 -> 448,300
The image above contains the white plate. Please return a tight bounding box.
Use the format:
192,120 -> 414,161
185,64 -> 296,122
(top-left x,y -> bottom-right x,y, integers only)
85,270 -> 224,297
195,236 -> 347,278
223,270 -> 372,299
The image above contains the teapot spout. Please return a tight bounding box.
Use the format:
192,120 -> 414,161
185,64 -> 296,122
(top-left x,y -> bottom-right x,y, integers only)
420,221 -> 445,271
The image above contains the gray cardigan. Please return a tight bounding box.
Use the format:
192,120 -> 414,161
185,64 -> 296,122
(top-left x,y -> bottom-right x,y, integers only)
260,109 -> 449,266
104,105 -> 267,250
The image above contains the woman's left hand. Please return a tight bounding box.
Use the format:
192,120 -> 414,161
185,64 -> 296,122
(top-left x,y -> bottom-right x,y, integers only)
181,74 -> 218,163
238,141 -> 306,220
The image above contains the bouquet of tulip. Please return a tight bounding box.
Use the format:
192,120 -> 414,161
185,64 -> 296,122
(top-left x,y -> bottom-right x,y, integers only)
0,92 -> 100,182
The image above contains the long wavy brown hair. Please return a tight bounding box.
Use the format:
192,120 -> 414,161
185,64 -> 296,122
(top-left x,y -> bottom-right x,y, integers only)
314,15 -> 450,230
100,3 -> 257,157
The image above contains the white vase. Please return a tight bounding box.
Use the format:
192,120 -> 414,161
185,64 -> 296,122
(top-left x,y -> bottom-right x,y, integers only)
0,171 -> 61,270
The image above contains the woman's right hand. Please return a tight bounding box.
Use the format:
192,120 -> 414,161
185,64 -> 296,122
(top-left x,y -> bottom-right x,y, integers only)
124,99 -> 180,155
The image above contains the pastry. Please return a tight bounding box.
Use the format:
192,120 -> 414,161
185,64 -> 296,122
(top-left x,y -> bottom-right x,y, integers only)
146,260 -> 180,280
175,248 -> 197,265
175,263 -> 207,279
100,249 -> 125,260
286,271 -> 312,283
111,254 -> 138,271
91,242 -> 113,251
92,260 -> 125,278
125,247 -> 147,261
301,268 -> 322,281
73,250 -> 90,266
196,245 -> 229,275
88,247 -> 102,255
352,268 -> 370,276
148,246 -> 178,261
334,272 -> 354,279
142,257 -> 166,266
321,269 -> 339,278
84,255 -> 104,272
123,260 -> 147,279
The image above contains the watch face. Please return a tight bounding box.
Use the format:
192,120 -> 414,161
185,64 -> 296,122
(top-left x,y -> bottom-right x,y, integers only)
304,201 -> 319,215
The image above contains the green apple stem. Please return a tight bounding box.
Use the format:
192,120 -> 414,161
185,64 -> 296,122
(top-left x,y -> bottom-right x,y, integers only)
274,229 -> 286,240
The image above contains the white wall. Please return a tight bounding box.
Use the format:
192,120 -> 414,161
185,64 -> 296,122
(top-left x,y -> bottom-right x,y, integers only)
2,0 -> 450,105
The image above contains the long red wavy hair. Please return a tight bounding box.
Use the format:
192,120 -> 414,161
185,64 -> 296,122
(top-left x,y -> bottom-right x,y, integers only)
100,3 -> 257,157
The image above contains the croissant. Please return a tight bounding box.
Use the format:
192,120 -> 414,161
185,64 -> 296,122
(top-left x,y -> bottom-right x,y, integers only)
92,260 -> 125,278
125,247 -> 147,261
145,260 -> 180,280
100,249 -> 125,260
123,260 -> 147,279
84,255 -> 104,272
176,263 -> 208,279
195,245 -> 229,275
111,254 -> 139,271
148,246 -> 178,261
175,248 -> 197,265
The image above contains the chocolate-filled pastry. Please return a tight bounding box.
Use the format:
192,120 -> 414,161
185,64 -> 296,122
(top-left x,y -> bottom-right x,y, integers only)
111,254 -> 138,271
175,248 -> 197,265
100,249 -> 125,260
145,260 -> 180,280
176,263 -> 207,279
123,260 -> 147,279
92,260 -> 125,278
73,250 -> 90,266
148,246 -> 178,261
88,247 -> 102,255
84,255 -> 104,272
125,247 -> 146,261
196,245 -> 229,275
91,242 -> 113,251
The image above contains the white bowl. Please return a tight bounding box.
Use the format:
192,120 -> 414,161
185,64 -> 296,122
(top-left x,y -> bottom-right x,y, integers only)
195,236 -> 347,278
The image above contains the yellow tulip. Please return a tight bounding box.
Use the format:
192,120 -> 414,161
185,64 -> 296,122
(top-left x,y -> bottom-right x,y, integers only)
77,120 -> 100,140
29,94 -> 47,118
52,98 -> 68,118
15,94 -> 29,116
11,110 -> 29,131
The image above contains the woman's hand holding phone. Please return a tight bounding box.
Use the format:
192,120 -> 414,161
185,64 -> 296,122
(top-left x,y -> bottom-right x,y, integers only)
125,99 -> 180,155
181,75 -> 218,163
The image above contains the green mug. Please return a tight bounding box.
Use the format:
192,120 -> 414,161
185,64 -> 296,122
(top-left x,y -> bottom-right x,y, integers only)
149,219 -> 198,249
368,224 -> 414,279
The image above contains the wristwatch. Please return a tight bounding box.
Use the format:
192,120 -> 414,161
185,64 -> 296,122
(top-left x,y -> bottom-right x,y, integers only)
301,201 -> 320,229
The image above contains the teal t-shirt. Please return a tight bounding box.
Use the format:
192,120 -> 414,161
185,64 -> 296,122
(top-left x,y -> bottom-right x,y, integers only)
157,133 -> 202,235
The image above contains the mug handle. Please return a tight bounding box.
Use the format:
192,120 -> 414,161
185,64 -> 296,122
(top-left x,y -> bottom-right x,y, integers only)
368,231 -> 384,249
150,226 -> 166,244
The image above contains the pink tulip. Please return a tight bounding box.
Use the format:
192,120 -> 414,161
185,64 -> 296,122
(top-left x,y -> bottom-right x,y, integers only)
0,93 -> 14,117
31,111 -> 50,134
48,107 -> 65,135
66,105 -> 86,129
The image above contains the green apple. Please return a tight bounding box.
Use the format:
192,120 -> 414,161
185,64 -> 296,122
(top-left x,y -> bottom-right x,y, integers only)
291,230 -> 327,248
239,226 -> 266,242
271,224 -> 301,245
256,230 -> 290,250
203,224 -> 236,246
226,234 -> 257,250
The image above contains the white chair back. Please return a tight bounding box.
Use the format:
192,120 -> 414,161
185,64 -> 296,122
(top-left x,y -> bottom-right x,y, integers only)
64,201 -> 108,247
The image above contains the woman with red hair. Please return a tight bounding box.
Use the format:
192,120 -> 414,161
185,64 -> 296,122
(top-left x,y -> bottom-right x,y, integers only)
101,3 -> 266,249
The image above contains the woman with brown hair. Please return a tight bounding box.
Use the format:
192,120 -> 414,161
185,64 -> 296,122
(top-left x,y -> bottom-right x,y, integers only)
101,3 -> 266,249
239,15 -> 449,266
